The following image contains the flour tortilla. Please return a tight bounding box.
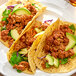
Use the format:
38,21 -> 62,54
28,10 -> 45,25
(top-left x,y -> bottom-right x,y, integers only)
7,20 -> 43,74
0,0 -> 46,48
34,18 -> 76,73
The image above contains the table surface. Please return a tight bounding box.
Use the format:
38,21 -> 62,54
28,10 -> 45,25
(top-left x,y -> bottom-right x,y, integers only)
0,0 -> 76,76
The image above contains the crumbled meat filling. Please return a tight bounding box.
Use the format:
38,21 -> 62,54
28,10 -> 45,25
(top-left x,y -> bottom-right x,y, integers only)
6,14 -> 33,33
1,30 -> 14,47
26,4 -> 37,16
1,4 -> 37,47
44,25 -> 74,59
39,22 -> 50,31
13,61 -> 29,71
14,22 -> 50,51
14,27 -> 37,51
41,62 -> 46,69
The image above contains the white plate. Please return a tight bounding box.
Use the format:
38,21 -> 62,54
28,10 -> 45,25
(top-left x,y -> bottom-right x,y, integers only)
0,1 -> 76,76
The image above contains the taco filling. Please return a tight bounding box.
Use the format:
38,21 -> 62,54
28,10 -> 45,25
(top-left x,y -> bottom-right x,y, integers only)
0,2 -> 39,47
40,24 -> 76,69
9,20 -> 50,72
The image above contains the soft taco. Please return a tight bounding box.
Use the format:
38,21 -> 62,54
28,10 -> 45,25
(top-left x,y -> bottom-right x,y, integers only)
0,0 -> 46,48
7,19 -> 51,74
34,18 -> 76,73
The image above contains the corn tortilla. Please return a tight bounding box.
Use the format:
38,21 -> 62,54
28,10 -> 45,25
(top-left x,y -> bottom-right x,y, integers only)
34,18 -> 76,73
0,0 -> 46,48
7,20 -> 43,74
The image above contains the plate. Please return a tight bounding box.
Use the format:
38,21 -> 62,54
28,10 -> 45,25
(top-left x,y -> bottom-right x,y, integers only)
0,1 -> 76,76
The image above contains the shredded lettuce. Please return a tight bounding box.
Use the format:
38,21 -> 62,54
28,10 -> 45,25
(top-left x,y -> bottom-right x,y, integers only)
17,69 -> 22,73
9,52 -> 23,66
2,9 -> 11,22
69,24 -> 75,33
45,62 -> 50,68
32,3 -> 35,6
9,51 -> 28,73
59,58 -> 68,64
23,57 -> 28,62
2,17 -> 7,21
9,51 -> 28,66
35,6 -> 39,10
1,27 -> 6,31
8,31 -> 11,36
2,9 -> 11,17
71,54 -> 76,59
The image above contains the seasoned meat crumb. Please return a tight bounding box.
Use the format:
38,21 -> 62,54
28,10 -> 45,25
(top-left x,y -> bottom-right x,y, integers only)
1,4 -> 37,47
44,25 -> 74,59
14,21 -> 50,51
41,62 -> 46,69
13,61 -> 29,71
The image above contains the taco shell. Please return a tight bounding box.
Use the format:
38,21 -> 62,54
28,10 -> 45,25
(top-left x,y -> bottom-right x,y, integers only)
28,34 -> 43,73
0,0 -> 46,48
34,18 -> 76,73
7,20 -> 43,74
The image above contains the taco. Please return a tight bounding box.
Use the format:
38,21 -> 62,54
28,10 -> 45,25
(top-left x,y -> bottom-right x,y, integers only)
7,19 -> 51,74
0,0 -> 46,48
34,18 -> 76,73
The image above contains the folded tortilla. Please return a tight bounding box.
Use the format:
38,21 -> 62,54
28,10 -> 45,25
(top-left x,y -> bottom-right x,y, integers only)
7,20 -> 43,74
34,18 -> 76,73
0,0 -> 46,48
